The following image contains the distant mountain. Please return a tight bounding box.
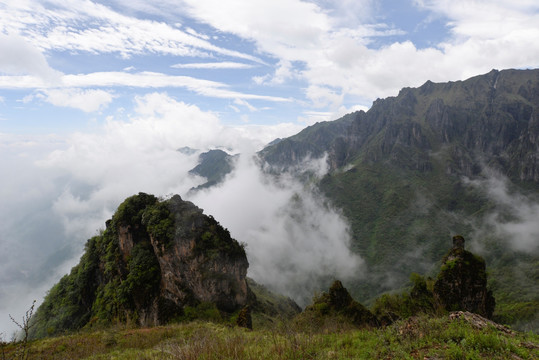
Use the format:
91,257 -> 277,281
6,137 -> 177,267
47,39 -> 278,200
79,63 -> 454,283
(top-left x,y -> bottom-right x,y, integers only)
189,149 -> 236,190
259,69 -> 539,331
177,146 -> 198,155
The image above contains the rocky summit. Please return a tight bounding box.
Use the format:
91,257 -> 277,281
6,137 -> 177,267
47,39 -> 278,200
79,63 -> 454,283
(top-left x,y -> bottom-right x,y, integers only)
31,193 -> 250,338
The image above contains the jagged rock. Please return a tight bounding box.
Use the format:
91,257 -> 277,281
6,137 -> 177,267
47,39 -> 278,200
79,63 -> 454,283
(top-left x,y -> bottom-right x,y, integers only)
433,236 -> 495,318
449,311 -> 514,335
149,194 -> 249,317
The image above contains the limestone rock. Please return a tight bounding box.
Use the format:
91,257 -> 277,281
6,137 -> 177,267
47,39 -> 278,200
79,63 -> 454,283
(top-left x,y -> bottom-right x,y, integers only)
449,311 -> 513,334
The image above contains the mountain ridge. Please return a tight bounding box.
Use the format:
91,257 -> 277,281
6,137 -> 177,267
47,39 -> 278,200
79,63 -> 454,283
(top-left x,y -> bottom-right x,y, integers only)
258,68 -> 539,331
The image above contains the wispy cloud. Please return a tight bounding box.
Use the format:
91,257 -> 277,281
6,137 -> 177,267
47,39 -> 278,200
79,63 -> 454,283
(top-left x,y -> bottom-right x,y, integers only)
1,0 -> 262,62
37,88 -> 115,113
0,72 -> 292,102
171,62 -> 256,69
0,33 -> 62,82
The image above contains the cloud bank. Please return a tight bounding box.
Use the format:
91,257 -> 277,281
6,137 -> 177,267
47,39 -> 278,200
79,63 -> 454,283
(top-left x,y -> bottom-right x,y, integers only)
465,173 -> 539,254
0,93 -> 360,334
190,154 -> 362,304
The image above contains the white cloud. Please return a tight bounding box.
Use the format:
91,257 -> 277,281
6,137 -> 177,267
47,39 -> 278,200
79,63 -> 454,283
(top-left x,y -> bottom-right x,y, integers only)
180,0 -> 539,105
233,98 -> 257,112
0,71 -> 292,102
297,110 -> 333,125
171,62 -> 255,69
3,0 -> 538,115
37,88 -> 115,112
1,0 -> 262,62
466,174 -> 539,253
0,33 -> 62,82
305,84 -> 343,108
190,154 -> 362,304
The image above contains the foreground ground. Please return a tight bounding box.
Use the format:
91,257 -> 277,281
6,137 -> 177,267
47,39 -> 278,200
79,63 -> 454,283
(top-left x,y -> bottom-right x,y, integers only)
3,314 -> 538,359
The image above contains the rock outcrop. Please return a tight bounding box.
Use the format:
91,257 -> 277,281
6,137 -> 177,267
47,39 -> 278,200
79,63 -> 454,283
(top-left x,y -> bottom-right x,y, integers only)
32,193 -> 250,337
433,236 -> 495,318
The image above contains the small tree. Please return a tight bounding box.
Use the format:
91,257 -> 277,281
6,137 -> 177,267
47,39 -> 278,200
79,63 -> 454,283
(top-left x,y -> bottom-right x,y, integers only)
9,300 -> 36,360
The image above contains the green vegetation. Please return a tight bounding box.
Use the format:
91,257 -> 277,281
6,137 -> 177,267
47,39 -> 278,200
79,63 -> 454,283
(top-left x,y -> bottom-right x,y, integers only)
3,315 -> 538,359
194,216 -> 245,260
258,69 -> 539,331
372,273 -> 436,324
189,149 -> 235,189
30,193 -> 249,339
304,280 -> 377,327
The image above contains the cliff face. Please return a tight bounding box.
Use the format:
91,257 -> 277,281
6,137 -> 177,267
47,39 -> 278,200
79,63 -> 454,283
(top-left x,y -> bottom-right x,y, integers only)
257,69 -> 539,314
262,69 -> 539,180
32,193 -> 250,337
115,194 -> 249,325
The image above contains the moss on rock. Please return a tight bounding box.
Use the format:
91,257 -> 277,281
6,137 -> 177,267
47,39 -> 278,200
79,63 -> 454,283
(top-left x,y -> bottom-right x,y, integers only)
433,236 -> 495,318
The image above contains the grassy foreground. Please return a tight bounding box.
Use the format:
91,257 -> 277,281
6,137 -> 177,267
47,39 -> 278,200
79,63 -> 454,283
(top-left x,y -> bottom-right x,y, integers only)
2,315 -> 538,359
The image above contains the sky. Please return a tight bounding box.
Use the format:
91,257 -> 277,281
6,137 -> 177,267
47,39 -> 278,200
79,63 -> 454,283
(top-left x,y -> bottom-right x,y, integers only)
1,0 -> 539,336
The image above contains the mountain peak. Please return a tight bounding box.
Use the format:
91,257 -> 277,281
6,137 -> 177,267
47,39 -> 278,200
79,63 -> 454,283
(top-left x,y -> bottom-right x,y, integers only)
31,193 -> 250,338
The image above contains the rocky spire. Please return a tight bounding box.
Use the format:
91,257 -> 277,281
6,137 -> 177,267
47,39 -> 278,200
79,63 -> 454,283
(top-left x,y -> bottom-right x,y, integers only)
433,236 -> 495,318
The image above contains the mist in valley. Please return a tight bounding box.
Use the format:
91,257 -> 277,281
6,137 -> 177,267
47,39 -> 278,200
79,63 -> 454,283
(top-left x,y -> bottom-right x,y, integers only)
0,93 -> 360,335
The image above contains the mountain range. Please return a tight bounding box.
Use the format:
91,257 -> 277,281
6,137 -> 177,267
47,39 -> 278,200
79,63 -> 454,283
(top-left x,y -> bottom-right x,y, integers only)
256,68 -> 539,330
30,69 -> 539,336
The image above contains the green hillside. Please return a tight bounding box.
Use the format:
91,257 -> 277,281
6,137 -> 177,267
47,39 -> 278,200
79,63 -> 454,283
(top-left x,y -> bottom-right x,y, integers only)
3,315 -> 538,359
260,69 -> 539,331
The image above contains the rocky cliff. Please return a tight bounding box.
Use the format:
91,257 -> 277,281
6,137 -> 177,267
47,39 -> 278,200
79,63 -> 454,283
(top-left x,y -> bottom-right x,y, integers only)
31,193 -> 250,338
262,69 -> 539,181
257,69 -> 539,330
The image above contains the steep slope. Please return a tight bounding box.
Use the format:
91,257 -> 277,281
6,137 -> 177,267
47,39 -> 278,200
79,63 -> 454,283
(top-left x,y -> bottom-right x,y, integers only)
259,69 -> 539,329
31,193 -> 250,338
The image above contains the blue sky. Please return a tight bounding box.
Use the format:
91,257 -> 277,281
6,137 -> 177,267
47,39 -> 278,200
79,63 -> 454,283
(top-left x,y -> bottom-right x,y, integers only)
1,0 -> 539,336
2,0 -> 537,137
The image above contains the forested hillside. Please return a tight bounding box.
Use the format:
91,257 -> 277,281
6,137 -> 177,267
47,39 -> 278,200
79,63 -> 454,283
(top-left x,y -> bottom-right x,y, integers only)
259,69 -> 539,330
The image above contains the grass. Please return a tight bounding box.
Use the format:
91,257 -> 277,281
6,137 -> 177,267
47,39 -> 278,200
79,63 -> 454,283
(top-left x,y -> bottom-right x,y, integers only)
2,315 -> 538,359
